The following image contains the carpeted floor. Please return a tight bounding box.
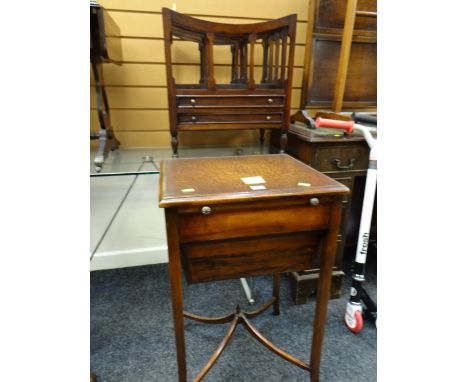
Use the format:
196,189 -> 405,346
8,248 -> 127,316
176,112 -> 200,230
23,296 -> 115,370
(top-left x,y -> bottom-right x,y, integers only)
91,250 -> 376,382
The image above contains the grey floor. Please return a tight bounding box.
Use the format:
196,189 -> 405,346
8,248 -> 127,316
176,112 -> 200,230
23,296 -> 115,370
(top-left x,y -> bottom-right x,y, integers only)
91,250 -> 377,382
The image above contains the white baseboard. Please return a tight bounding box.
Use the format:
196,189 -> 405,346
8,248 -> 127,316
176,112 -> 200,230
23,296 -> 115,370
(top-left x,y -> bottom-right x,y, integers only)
90,245 -> 168,271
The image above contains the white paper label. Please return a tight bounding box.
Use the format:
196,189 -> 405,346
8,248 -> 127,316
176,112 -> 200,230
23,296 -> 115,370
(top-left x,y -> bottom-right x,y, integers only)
241,176 -> 266,185
250,185 -> 266,190
181,188 -> 195,193
297,182 -> 311,187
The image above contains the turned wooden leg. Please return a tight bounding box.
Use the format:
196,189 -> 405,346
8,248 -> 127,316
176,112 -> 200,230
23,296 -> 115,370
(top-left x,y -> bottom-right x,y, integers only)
273,273 -> 280,315
280,128 -> 287,153
171,132 -> 179,158
91,60 -> 120,170
259,128 -> 266,146
109,130 -> 120,151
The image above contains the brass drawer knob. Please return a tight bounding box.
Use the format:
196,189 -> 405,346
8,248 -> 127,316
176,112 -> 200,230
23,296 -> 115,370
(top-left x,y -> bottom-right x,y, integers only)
190,98 -> 196,105
201,206 -> 212,215
266,116 -> 271,120
267,98 -> 274,104
309,198 -> 319,206
191,116 -> 197,121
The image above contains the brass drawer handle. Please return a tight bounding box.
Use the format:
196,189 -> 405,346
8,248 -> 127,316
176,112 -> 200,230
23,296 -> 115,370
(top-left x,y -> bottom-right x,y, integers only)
201,206 -> 212,215
267,98 -> 273,104
266,115 -> 271,120
190,98 -> 196,105
333,158 -> 356,170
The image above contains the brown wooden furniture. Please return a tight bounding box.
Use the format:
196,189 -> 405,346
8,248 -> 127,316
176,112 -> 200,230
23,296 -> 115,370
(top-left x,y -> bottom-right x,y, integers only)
89,9 -> 124,382
162,9 -> 297,157
332,0 -> 377,112
159,154 -> 348,382
282,0 -> 377,304
271,125 -> 376,304
300,0 -> 376,111
90,0 -> 122,172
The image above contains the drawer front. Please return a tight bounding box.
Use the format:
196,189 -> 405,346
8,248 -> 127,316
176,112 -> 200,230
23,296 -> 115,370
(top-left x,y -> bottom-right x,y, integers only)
176,95 -> 284,108
178,113 -> 283,124
313,144 -> 369,173
179,203 -> 330,243
182,232 -> 319,283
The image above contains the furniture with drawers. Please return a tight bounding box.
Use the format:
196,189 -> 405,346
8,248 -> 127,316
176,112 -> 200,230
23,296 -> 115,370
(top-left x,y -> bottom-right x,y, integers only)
301,0 -> 376,111
162,8 -> 297,157
271,124 -> 376,304
159,154 -> 348,382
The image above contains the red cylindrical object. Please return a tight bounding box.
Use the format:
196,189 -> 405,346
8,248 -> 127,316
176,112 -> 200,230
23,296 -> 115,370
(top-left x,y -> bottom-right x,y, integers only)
315,117 -> 354,133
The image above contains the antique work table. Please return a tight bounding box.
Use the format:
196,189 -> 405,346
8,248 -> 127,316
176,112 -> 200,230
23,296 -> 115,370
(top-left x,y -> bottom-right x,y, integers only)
159,154 -> 349,382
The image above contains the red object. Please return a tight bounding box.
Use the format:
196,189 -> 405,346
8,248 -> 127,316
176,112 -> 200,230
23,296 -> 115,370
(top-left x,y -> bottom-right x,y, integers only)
315,117 -> 355,133
345,310 -> 363,334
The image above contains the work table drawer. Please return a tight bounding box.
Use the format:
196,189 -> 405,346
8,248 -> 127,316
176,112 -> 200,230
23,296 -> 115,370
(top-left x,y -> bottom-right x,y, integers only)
178,201 -> 331,243
181,232 -> 320,283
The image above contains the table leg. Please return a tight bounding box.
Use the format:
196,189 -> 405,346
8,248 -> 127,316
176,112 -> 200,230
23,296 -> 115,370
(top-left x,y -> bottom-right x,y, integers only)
165,209 -> 187,382
259,128 -> 266,146
171,132 -> 179,158
280,128 -> 287,153
91,60 -> 120,171
310,202 -> 342,382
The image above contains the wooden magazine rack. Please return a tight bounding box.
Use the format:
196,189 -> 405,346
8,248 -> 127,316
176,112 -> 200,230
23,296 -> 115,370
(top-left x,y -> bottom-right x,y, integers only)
162,8 -> 297,157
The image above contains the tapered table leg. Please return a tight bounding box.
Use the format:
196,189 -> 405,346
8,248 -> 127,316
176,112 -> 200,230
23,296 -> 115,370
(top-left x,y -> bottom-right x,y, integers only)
165,209 -> 187,382
310,202 -> 342,382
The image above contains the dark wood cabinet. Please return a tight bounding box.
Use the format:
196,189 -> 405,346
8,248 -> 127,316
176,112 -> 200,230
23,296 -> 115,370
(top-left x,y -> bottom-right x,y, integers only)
162,8 -> 297,157
301,0 -> 376,110
271,125 -> 376,303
